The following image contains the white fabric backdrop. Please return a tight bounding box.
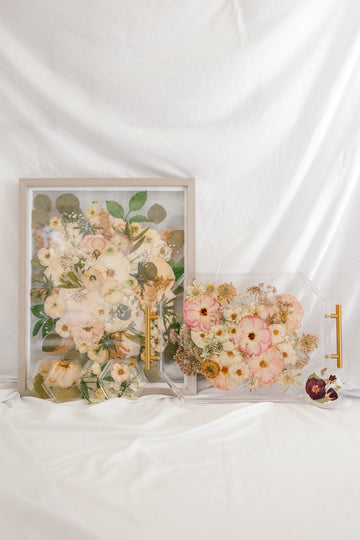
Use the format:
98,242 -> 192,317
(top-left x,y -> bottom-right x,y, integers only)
1,1 -> 360,539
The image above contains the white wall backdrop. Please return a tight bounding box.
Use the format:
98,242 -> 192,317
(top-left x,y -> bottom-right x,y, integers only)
1,0 -> 360,384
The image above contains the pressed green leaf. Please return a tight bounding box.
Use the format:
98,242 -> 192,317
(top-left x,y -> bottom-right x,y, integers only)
56,194 -> 80,214
42,318 -> 56,337
168,230 -> 184,251
147,203 -> 167,224
132,226 -> 149,241
42,332 -> 60,353
64,349 -> 82,363
129,191 -> 147,211
129,215 -> 151,224
173,285 -> 184,295
106,200 -> 124,219
31,304 -> 46,319
129,235 -> 146,254
33,374 -> 49,399
34,194 -> 51,213
32,320 -> 43,337
32,209 -> 49,229
167,258 -> 175,271
126,333 -> 145,346
103,376 -> 115,382
31,259 -> 44,269
56,386 -> 82,402
164,343 -> 178,360
174,257 -> 184,281
80,380 -> 90,402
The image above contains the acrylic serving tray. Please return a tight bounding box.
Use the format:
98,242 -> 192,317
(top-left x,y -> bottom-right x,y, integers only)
159,274 -> 344,407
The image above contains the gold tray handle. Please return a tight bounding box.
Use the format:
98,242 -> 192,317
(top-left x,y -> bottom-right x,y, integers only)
326,304 -> 343,369
145,306 -> 159,370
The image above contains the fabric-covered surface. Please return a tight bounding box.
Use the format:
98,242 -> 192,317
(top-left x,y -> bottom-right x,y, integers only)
1,1 -> 360,538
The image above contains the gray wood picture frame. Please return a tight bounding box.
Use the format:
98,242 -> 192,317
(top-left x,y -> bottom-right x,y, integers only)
18,178 -> 196,399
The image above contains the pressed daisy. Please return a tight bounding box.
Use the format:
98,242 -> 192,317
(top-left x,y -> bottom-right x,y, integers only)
207,352 -> 249,390
111,362 -> 130,382
191,330 -> 207,348
100,279 -> 124,304
55,319 -> 70,338
44,294 -> 66,318
205,282 -> 217,296
217,283 -> 236,303
278,369 -> 302,391
209,324 -> 228,343
49,216 -> 62,230
85,205 -> 100,220
185,280 -> 205,300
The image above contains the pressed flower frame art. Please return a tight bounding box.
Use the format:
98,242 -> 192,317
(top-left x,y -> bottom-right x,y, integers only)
18,178 -> 195,402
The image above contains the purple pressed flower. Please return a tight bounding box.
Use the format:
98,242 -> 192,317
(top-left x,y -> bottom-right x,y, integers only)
305,376 -> 326,400
329,375 -> 337,383
326,388 -> 338,401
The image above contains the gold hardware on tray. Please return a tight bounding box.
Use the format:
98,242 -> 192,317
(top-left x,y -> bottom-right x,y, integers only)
145,306 -> 158,370
326,304 -> 343,369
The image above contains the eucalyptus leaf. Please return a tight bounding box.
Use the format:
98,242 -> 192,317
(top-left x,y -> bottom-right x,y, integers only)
129,191 -> 147,211
32,320 -> 43,337
56,193 -> 80,214
103,376 -> 115,382
31,259 -> 44,269
129,235 -> 146,254
32,209 -> 49,229
34,194 -> 52,213
140,262 -> 157,281
116,304 -> 132,321
42,332 -> 61,353
147,203 -> 167,224
126,333 -> 145,346
129,215 -> 150,224
106,200 -> 124,219
64,349 -> 82,363
168,230 -> 184,251
33,374 -> 49,399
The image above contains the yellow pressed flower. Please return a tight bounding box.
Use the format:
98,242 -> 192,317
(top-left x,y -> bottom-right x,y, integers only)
49,216 -> 62,230
86,205 -> 100,220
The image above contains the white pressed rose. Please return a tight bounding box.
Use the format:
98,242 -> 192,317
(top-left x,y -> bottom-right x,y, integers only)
100,279 -> 124,304
38,248 -> 52,266
94,253 -> 129,284
47,361 -> 82,388
110,362 -> 130,383
55,319 -> 70,338
44,294 -> 66,318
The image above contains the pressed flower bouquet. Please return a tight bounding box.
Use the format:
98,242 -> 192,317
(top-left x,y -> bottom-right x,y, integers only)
160,275 -> 343,406
19,179 -> 195,402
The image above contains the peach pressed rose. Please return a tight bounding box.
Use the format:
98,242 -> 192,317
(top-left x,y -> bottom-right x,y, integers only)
69,319 -> 105,346
47,361 -> 82,388
143,283 -> 158,306
80,235 -> 107,255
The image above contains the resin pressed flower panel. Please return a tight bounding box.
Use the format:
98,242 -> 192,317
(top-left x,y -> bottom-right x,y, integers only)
159,275 -> 343,405
19,179 -> 195,402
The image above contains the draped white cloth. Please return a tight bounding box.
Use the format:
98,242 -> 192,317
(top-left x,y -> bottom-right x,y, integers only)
1,1 -> 360,538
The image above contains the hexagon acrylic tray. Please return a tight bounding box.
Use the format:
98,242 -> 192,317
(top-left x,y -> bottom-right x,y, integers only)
159,274 -> 344,407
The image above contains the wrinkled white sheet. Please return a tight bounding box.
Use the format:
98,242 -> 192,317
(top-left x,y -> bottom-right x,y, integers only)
1,1 -> 360,538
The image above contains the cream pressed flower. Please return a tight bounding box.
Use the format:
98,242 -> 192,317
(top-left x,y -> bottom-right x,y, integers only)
191,330 -> 207,348
100,279 -> 124,304
49,216 -> 62,230
82,268 -> 103,291
94,253 -> 129,284
90,362 -> 102,376
277,342 -> 297,366
125,276 -> 138,289
87,346 -> 107,362
151,240 -> 172,261
268,324 -> 286,345
247,377 -> 259,391
111,362 -> 130,382
95,388 -> 106,401
47,361 -> 82,388
104,244 -> 117,256
44,294 -> 66,318
38,248 -> 52,266
92,304 -> 110,322
78,343 -> 89,354
129,223 -> 142,237
55,319 -> 70,338
278,369 -> 302,391
86,205 -> 100,220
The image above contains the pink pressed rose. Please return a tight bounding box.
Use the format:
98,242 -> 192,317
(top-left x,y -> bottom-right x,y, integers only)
236,316 -> 271,356
276,294 -> 303,332
183,295 -> 221,333
248,346 -> 285,387
69,319 -> 105,346
80,235 -> 108,255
